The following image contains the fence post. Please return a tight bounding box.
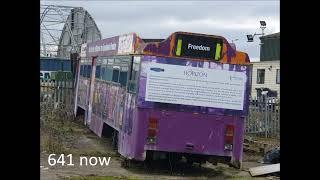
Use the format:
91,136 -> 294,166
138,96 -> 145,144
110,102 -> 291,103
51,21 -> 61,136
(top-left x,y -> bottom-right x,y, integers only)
277,100 -> 280,139
264,96 -> 268,138
272,98 -> 275,137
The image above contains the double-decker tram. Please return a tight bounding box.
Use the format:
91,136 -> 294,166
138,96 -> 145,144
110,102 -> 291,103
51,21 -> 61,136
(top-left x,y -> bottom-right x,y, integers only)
74,32 -> 252,168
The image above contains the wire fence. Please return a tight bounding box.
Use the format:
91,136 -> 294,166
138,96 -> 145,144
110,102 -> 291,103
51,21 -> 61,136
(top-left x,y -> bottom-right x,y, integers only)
245,97 -> 280,139
40,86 -> 74,107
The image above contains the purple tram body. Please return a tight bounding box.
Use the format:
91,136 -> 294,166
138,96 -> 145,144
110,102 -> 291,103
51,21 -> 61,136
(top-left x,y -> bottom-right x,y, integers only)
74,32 -> 252,168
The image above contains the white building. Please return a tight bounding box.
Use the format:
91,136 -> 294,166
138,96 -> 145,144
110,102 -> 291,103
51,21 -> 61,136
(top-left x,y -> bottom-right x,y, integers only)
250,32 -> 280,98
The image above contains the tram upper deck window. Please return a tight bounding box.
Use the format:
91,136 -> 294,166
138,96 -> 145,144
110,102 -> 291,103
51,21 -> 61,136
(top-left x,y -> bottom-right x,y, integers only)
128,56 -> 141,93
80,65 -> 84,77
95,57 -> 102,79
116,56 -> 130,87
119,66 -> 128,87
83,65 -> 88,78
84,65 -> 88,77
100,57 -> 113,81
80,64 -> 91,78
132,56 -> 140,81
101,66 -> 106,80
96,65 -> 101,79
80,58 -> 88,78
112,66 -> 120,83
87,65 -> 92,78
103,66 -> 113,81
108,57 -> 114,65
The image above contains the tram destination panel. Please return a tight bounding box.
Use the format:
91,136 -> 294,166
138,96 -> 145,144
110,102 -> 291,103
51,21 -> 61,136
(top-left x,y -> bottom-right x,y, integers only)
174,34 -> 223,61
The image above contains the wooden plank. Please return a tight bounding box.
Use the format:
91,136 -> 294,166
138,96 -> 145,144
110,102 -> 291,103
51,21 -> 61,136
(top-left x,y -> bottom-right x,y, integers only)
249,163 -> 280,176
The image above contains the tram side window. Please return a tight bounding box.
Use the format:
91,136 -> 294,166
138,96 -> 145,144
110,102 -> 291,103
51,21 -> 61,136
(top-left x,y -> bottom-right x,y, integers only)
96,65 -> 101,79
101,66 -> 106,80
101,65 -> 106,81
83,65 -> 89,78
101,65 -> 113,81
84,65 -> 87,77
86,65 -> 92,78
119,66 -> 128,87
80,65 -> 84,77
112,66 -> 120,83
128,56 -> 141,93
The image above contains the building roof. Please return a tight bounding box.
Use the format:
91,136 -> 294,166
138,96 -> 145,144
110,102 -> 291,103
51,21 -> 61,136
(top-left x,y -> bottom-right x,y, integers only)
260,32 -> 280,40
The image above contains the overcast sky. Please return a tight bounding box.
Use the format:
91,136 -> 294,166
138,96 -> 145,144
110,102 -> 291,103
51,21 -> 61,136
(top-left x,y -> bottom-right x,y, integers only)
41,0 -> 280,62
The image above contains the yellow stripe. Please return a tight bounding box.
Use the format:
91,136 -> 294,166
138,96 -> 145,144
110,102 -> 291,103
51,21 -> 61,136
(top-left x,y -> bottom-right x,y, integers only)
176,39 -> 182,56
215,43 -> 221,60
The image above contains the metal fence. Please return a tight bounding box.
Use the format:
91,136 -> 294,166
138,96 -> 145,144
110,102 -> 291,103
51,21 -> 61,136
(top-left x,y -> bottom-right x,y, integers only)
40,71 -> 74,107
40,86 -> 74,106
245,97 -> 280,139
40,79 -> 73,89
40,71 -> 74,89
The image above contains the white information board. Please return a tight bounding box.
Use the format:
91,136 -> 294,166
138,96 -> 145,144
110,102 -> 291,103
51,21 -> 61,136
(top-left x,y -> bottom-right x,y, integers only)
117,34 -> 134,54
145,63 -> 246,110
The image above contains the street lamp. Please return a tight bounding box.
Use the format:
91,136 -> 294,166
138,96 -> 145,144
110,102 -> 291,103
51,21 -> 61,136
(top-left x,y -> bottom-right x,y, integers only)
260,21 -> 266,35
247,35 -> 254,42
230,38 -> 239,50
246,21 -> 267,42
231,39 -> 239,43
232,38 -> 239,43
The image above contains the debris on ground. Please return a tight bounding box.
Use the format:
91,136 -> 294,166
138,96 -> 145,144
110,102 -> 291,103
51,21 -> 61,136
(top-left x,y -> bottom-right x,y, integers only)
249,163 -> 280,177
262,147 -> 280,164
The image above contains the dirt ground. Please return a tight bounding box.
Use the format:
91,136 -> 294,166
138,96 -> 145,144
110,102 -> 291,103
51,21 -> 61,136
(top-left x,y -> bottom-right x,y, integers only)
40,119 -> 279,180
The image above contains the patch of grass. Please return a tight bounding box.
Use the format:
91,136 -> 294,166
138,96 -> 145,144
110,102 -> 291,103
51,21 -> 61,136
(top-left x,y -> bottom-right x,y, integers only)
65,175 -> 139,180
40,100 -> 76,154
40,99 -> 120,159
